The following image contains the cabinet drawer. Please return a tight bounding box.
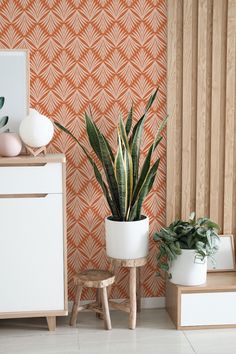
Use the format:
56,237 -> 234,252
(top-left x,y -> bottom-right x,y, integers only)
0,163 -> 63,194
181,292 -> 236,326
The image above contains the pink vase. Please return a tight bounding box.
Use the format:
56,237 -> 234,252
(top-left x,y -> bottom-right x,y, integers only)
0,133 -> 22,157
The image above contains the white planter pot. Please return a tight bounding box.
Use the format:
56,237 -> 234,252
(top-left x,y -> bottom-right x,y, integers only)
169,249 -> 207,286
105,216 -> 149,260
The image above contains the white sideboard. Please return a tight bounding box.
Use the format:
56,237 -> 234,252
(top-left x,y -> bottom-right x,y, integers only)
0,154 -> 67,330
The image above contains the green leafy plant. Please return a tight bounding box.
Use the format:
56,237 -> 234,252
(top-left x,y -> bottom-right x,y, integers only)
55,89 -> 167,221
0,97 -> 8,130
154,212 -> 220,272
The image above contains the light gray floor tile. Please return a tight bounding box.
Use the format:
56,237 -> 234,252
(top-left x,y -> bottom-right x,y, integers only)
184,328 -> 236,354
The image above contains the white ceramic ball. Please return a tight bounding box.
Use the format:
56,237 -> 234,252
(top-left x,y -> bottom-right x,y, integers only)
19,110 -> 54,148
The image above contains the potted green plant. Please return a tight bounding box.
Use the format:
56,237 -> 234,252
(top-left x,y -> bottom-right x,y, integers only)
154,212 -> 220,285
55,89 -> 167,260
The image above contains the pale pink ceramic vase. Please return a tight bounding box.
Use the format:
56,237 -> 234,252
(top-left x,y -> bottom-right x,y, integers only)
0,133 -> 22,157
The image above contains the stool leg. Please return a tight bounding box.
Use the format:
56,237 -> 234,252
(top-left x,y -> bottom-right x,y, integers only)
136,267 -> 141,313
101,287 -> 112,330
129,267 -> 137,330
70,285 -> 83,327
96,288 -> 103,320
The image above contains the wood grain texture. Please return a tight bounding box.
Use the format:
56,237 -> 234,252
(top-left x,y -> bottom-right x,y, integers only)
181,0 -> 198,219
210,0 -> 227,226
129,267 -> 137,330
223,0 -> 236,234
196,0 -> 212,218
167,0 -> 183,224
46,316 -> 56,331
167,0 -> 236,234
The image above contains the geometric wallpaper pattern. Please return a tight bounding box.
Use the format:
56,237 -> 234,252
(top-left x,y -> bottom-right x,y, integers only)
0,0 -> 166,300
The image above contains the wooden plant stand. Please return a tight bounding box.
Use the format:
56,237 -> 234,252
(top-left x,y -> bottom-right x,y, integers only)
108,256 -> 147,330
70,269 -> 115,330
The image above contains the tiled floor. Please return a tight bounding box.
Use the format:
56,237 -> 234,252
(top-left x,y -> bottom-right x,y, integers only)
1,309 -> 236,354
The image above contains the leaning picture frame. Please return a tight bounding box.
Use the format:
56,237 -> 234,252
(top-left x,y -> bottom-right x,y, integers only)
207,234 -> 236,272
0,49 -> 29,133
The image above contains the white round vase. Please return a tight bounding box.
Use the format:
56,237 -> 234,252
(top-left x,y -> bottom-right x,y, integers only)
19,109 -> 54,148
0,133 -> 22,157
105,216 -> 149,260
169,249 -> 207,286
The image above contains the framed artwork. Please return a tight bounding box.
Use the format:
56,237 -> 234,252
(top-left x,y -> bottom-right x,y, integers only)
208,234 -> 236,272
0,49 -> 29,133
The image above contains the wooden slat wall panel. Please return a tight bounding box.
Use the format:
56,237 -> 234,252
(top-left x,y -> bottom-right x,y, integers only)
224,0 -> 236,234
210,0 -> 227,227
181,0 -> 198,220
166,0 -> 183,225
167,0 -> 236,236
196,0 -> 212,218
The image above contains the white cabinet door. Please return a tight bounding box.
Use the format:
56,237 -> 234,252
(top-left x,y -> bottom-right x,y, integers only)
0,194 -> 64,312
181,292 -> 236,326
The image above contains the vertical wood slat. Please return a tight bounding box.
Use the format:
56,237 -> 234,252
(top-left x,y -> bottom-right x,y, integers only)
223,0 -> 236,234
181,0 -> 198,219
196,0 -> 213,218
166,0 -> 183,225
210,0 -> 227,227
167,0 -> 236,236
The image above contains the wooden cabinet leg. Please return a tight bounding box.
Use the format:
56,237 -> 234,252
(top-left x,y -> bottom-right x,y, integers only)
101,287 -> 112,330
137,267 -> 141,313
70,285 -> 83,327
46,316 -> 56,331
129,267 -> 137,330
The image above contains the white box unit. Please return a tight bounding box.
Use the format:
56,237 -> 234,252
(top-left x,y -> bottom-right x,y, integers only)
166,272 -> 236,329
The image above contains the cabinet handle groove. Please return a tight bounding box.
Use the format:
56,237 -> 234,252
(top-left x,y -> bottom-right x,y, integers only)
0,163 -> 47,167
0,194 -> 48,198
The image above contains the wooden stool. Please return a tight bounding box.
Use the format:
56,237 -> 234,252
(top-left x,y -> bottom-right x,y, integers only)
108,257 -> 147,330
70,269 -> 115,330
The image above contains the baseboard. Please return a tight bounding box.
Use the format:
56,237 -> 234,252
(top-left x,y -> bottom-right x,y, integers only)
68,297 -> 165,312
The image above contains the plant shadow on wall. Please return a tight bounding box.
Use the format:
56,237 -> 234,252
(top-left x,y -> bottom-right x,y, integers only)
0,97 -> 9,131
55,89 -> 167,260
154,212 -> 220,286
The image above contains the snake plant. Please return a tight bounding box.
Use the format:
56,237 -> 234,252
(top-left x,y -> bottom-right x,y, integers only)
55,89 -> 167,221
154,212 -> 220,272
0,97 -> 8,130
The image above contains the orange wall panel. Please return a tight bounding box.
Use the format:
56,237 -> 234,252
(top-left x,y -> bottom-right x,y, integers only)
0,0 -> 167,299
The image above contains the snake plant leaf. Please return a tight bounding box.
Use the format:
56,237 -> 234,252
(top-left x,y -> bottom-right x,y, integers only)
118,115 -> 129,151
85,113 -> 115,163
0,97 -> 4,109
85,112 -> 102,160
125,103 -> 133,136
132,137 -> 162,204
130,89 -> 159,185
131,113 -> 167,205
129,158 -> 160,220
124,148 -> 133,220
102,133 -> 114,162
54,121 -> 120,219
0,116 -> 8,129
114,136 -> 127,220
130,88 -> 159,145
97,131 -> 121,215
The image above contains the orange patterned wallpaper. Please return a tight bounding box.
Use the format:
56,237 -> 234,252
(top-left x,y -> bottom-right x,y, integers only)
0,0 -> 166,300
